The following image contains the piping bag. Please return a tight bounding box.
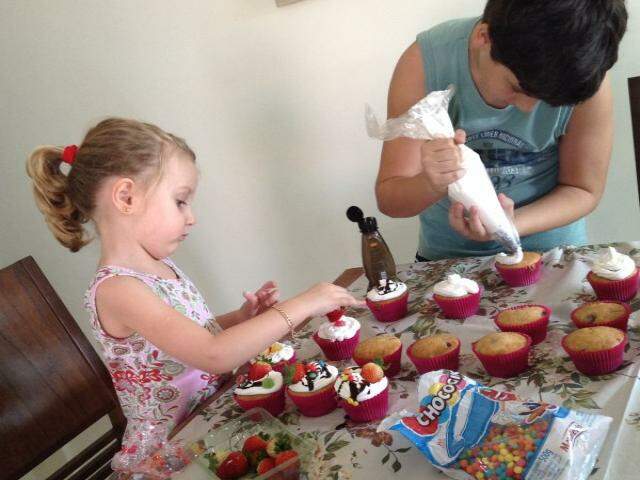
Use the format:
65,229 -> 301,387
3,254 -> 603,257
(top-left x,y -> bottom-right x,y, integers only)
366,86 -> 521,254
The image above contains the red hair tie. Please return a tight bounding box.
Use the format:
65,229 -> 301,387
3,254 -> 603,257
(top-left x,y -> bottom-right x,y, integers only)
62,145 -> 78,165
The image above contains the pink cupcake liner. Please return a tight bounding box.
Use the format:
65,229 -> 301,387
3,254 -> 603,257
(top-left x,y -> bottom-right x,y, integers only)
496,259 -> 542,287
340,386 -> 389,423
433,289 -> 482,319
407,340 -> 460,374
287,383 -> 338,417
233,387 -> 285,417
562,333 -> 627,375
472,333 -> 532,378
571,301 -> 631,332
354,343 -> 403,378
313,330 -> 360,361
271,352 -> 297,373
494,305 -> 551,345
587,270 -> 639,302
366,290 -> 409,323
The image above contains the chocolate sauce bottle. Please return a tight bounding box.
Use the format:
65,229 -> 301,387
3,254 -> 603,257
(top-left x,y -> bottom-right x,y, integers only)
347,206 -> 397,290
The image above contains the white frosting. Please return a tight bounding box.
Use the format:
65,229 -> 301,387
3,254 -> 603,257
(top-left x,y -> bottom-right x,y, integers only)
366,279 -> 408,302
288,362 -> 339,393
495,247 -> 524,265
263,343 -> 295,363
433,274 -> 479,297
317,316 -> 360,341
592,247 -> 637,280
334,367 -> 389,402
234,370 -> 283,396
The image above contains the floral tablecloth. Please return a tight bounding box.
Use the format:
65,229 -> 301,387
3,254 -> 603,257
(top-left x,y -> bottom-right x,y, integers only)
173,243 -> 640,480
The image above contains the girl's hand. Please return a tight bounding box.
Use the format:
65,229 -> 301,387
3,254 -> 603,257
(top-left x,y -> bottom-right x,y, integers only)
240,281 -> 280,320
448,193 -> 516,242
297,282 -> 365,318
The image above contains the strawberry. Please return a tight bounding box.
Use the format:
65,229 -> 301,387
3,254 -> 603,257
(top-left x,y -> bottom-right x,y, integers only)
216,451 -> 248,479
248,361 -> 272,381
242,435 -> 268,452
361,362 -> 384,383
283,363 -> 306,385
256,457 -> 276,475
266,432 -> 293,458
333,319 -> 346,327
274,450 -> 300,480
326,308 -> 345,322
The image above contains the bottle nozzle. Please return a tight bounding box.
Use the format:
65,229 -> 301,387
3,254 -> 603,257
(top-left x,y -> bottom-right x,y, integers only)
346,206 -> 364,223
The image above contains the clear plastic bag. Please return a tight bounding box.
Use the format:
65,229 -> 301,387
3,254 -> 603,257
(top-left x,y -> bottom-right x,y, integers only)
366,87 -> 521,253
379,370 -> 611,480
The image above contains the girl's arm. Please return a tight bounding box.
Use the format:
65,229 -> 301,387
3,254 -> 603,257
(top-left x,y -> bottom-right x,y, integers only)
95,276 -> 360,375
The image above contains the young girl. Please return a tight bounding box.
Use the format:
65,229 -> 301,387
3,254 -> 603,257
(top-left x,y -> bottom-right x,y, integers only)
26,118 -> 361,465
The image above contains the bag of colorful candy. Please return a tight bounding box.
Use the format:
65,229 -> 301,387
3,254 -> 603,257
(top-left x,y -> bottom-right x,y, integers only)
379,370 -> 612,480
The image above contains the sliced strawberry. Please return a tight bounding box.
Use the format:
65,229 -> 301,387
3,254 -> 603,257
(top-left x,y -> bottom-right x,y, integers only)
326,308 -> 345,322
256,457 -> 276,475
274,450 -> 300,480
274,450 -> 298,466
248,361 -> 272,381
216,451 -> 248,479
242,434 -> 268,452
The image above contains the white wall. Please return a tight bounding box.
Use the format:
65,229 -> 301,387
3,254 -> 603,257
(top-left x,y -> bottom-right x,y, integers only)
1,0 -> 638,475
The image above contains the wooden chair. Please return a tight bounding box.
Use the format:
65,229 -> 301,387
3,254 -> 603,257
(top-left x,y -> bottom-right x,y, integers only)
0,256 -> 125,480
629,76 -> 640,207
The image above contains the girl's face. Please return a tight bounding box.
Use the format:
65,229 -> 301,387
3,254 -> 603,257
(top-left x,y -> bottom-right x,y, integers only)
136,152 -> 198,260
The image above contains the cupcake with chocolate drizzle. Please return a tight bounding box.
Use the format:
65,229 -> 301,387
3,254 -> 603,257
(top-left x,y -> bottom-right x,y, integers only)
285,360 -> 339,417
334,362 -> 389,423
366,275 -> 409,322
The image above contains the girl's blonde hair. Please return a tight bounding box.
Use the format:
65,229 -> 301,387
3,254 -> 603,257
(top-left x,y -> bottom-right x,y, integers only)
26,118 -> 195,252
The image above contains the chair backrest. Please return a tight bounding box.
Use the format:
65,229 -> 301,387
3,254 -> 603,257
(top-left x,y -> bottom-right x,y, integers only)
629,76 -> 640,207
0,256 -> 125,480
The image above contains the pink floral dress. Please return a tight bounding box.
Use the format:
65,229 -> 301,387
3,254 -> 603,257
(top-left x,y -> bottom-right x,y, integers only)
84,258 -> 222,467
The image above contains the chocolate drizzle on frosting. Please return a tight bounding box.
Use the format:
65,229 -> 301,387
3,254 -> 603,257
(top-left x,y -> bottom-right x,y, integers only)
301,360 -> 333,392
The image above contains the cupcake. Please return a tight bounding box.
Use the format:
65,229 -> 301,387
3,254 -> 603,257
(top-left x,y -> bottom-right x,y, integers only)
562,326 -> 627,375
366,278 -> 409,322
495,249 -> 542,287
253,342 -> 296,373
494,304 -> 551,345
233,362 -> 285,417
407,334 -> 460,374
432,274 -> 481,319
286,360 -> 339,417
571,301 -> 631,331
353,335 -> 403,378
587,247 -> 639,302
313,309 -> 361,361
472,332 -> 531,378
335,363 -> 389,423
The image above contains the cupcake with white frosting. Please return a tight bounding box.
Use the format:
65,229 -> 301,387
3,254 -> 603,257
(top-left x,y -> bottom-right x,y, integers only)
233,362 -> 285,416
253,342 -> 297,373
432,274 -> 481,319
313,309 -> 361,361
587,247 -> 639,302
286,360 -> 339,417
494,248 -> 542,287
335,363 -> 389,422
365,278 -> 409,322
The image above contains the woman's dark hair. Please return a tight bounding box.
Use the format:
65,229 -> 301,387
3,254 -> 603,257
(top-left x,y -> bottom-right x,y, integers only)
483,0 -> 627,106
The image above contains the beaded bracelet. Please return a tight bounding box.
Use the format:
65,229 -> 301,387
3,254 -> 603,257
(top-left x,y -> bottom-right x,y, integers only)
271,305 -> 295,340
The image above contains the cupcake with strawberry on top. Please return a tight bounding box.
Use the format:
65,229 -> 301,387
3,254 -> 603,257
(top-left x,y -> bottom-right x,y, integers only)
233,361 -> 285,417
252,342 -> 296,373
285,360 -> 339,417
313,308 -> 361,361
335,362 -> 389,423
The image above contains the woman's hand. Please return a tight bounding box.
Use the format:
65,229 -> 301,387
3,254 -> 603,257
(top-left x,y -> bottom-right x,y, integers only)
448,193 -> 516,242
239,281 -> 280,320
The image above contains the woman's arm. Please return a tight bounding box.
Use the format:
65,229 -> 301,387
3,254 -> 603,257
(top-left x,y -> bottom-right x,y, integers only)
95,276 -> 360,375
376,42 -> 465,218
514,75 -> 613,236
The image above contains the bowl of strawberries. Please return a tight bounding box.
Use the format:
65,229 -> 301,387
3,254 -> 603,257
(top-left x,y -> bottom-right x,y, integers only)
191,408 -> 317,479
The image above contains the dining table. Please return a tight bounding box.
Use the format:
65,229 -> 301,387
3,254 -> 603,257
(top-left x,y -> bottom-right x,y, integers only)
170,242 -> 640,480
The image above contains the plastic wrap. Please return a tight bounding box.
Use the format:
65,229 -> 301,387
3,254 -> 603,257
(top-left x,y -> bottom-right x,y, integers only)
366,87 -> 521,254
379,370 -> 611,480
